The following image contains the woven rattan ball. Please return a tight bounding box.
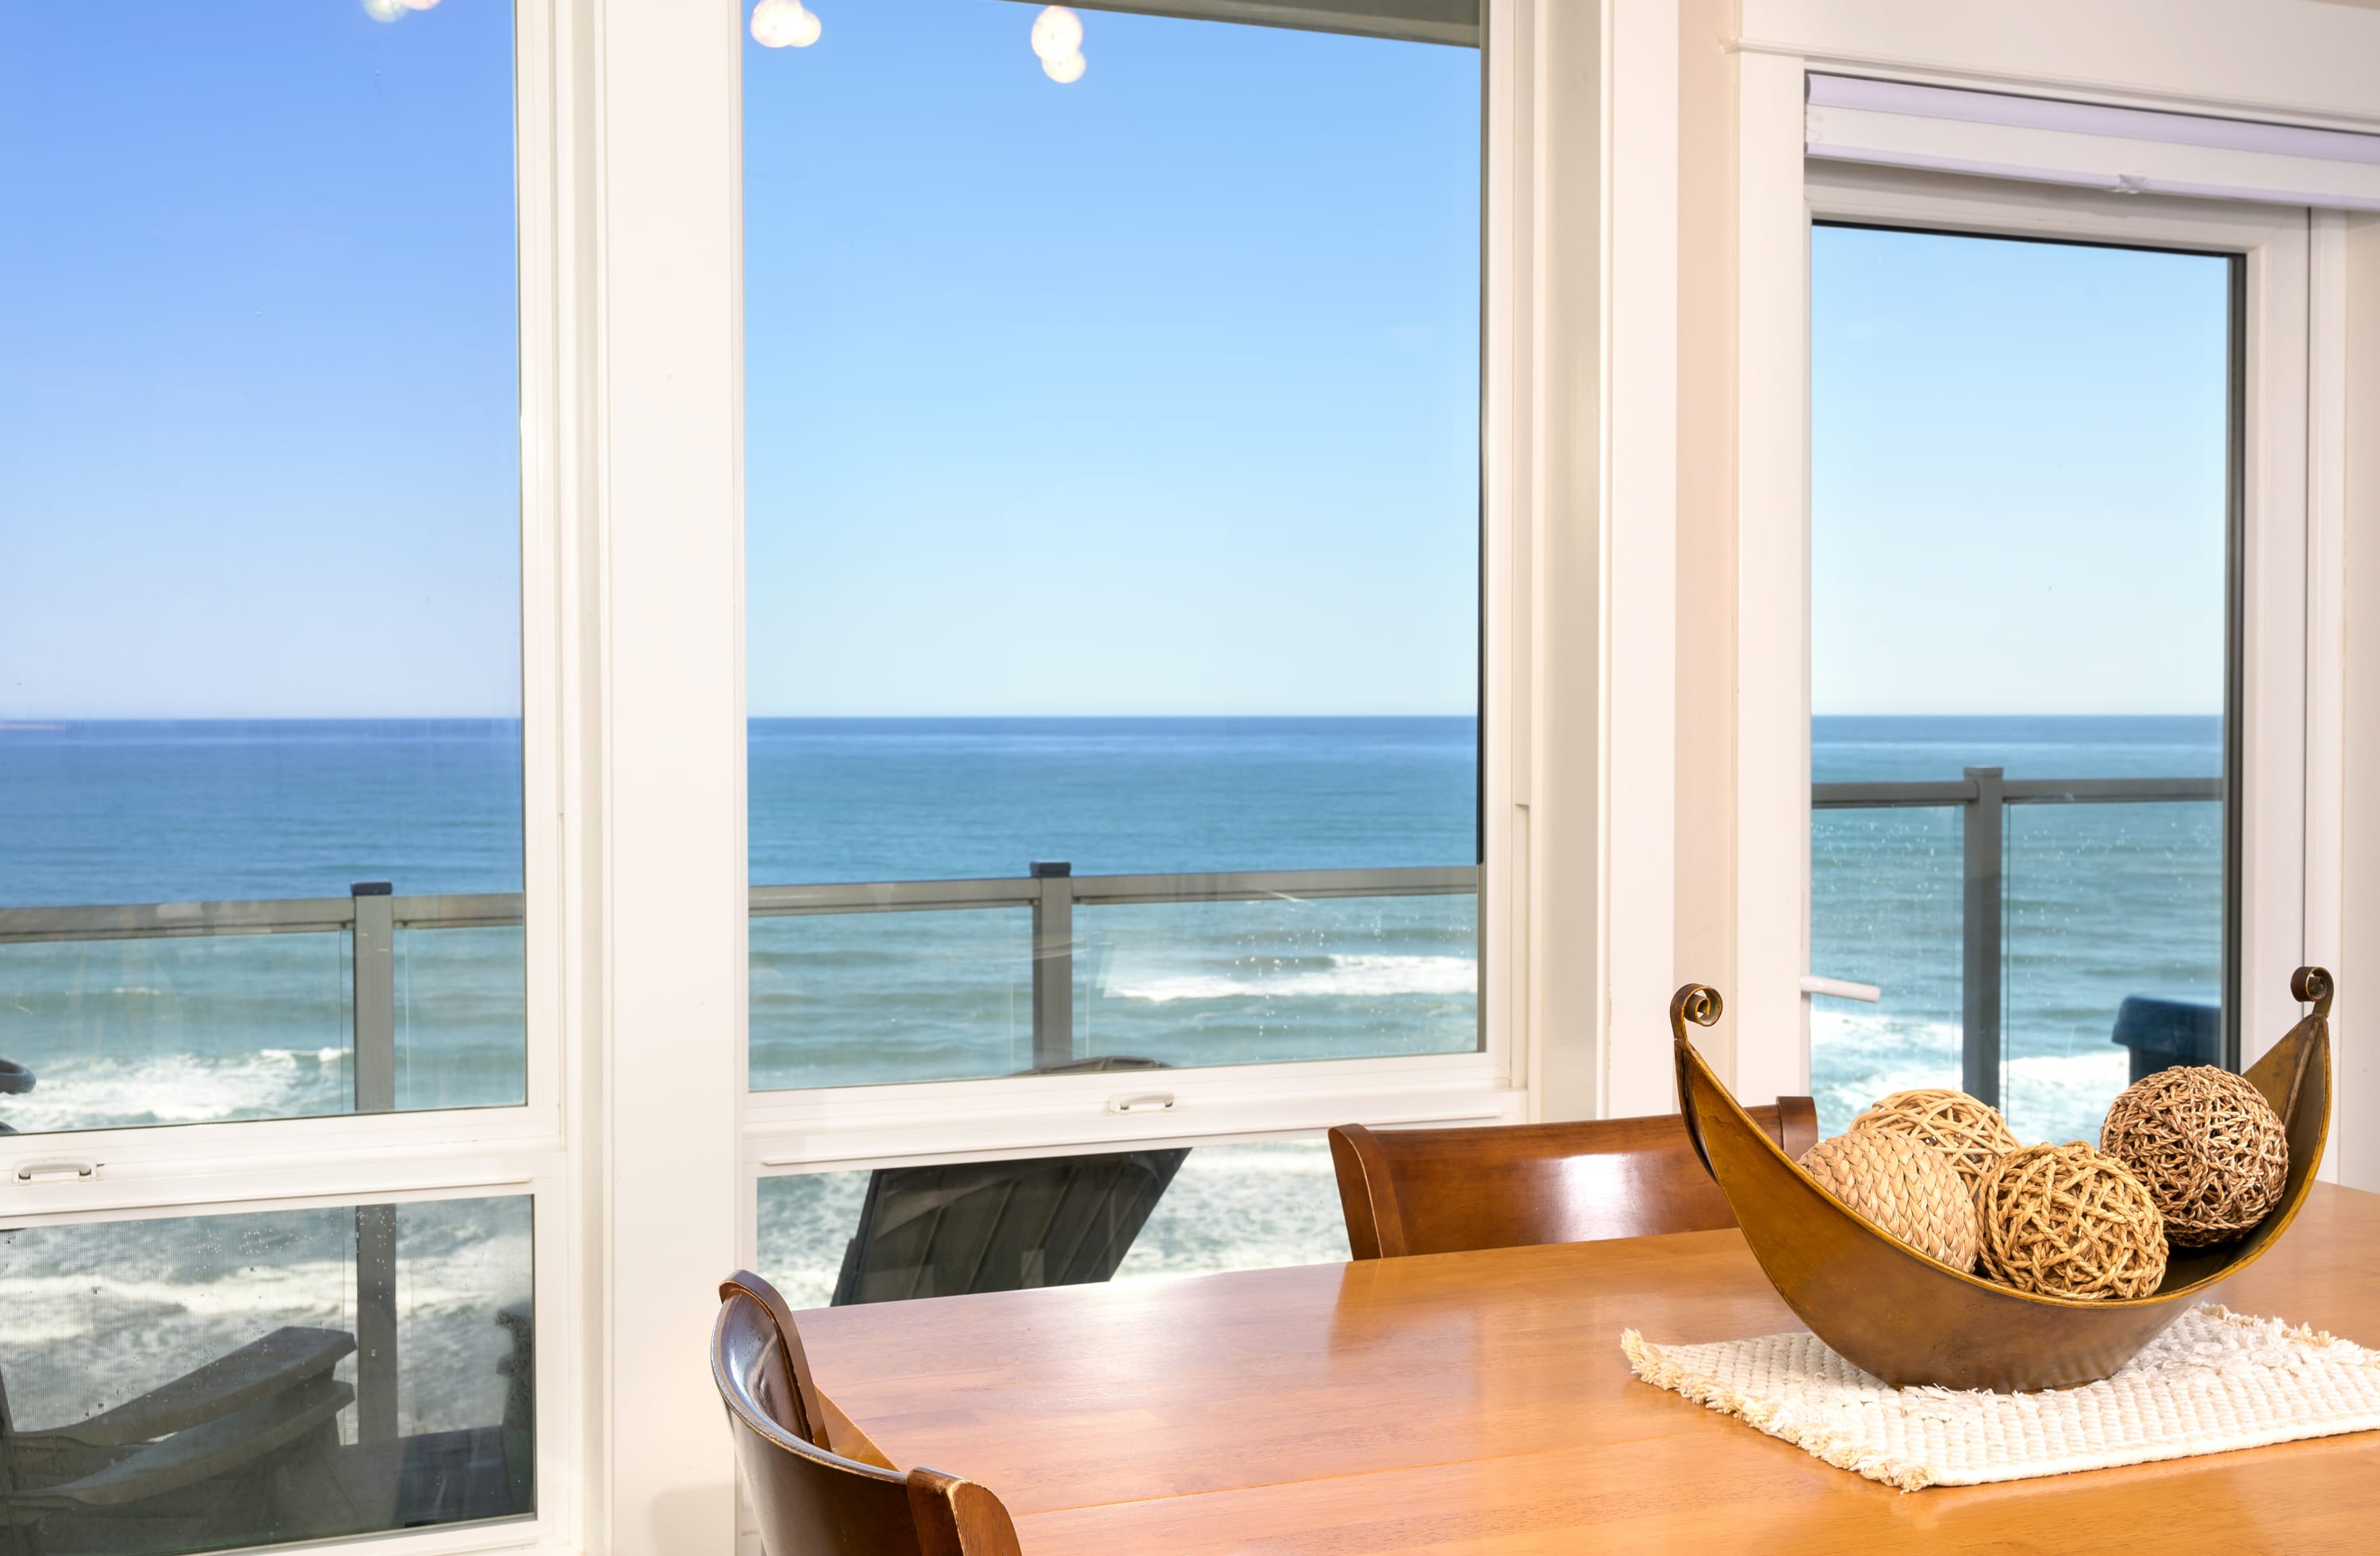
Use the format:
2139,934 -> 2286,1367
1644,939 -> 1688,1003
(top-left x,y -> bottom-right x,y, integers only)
1850,1087 -> 2021,1191
1798,1129 -> 1980,1270
2100,1066 -> 2289,1247
1975,1143 -> 2167,1300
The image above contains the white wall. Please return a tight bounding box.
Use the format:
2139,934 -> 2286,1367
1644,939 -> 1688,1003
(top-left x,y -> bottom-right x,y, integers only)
593,0 -> 746,1547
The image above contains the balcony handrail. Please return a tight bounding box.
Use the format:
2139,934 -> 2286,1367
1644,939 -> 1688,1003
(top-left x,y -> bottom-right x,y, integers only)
1815,774 -> 2220,809
0,892 -> 530,945
0,865 -> 1474,944
749,863 -> 1476,919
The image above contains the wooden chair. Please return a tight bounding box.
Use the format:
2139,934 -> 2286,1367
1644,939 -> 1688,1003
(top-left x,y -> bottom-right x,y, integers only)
712,1271 -> 1022,1556
1329,1100 -> 1820,1260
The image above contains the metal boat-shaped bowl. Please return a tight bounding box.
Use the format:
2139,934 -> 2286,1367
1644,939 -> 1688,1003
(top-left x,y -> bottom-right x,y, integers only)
1673,966 -> 2334,1393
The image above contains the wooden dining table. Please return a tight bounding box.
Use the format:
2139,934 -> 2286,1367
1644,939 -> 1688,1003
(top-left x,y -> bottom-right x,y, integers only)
797,1180 -> 2380,1554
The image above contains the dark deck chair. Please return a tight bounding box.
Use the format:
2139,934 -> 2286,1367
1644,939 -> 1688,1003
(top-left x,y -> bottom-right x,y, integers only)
2109,993 -> 2221,1082
830,1051 -> 1186,1305
0,1059 -> 30,1135
0,1327 -> 354,1556
1330,1100 -> 1821,1259
714,1271 -> 1021,1556
831,1147 -> 1187,1304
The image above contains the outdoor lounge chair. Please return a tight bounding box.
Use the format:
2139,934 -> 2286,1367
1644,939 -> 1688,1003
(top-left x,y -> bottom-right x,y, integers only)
0,1060 -> 30,1134
0,1327 -> 354,1556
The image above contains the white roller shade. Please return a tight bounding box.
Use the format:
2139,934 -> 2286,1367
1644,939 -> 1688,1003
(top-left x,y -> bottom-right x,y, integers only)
1806,74 -> 2380,213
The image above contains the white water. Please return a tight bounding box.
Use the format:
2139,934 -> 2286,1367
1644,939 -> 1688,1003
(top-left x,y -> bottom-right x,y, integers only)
1108,953 -> 1477,1004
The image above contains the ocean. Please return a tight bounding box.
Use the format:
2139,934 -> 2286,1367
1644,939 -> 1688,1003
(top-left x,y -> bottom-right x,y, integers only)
0,715 -> 2223,1430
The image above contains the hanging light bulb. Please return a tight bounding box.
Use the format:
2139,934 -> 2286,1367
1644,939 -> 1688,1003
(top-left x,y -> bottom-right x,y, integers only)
1042,49 -> 1086,83
363,0 -> 407,21
1030,6 -> 1083,62
751,0 -> 823,48
403,0 -> 441,10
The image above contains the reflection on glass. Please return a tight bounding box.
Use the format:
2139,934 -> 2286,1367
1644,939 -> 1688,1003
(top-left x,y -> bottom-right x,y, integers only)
756,1140 -> 1347,1309
1809,224 -> 2231,1141
0,1196 -> 534,1553
0,0 -> 526,1134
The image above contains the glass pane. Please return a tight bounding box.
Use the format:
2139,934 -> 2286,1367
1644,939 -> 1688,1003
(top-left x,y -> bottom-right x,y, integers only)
1810,225 -> 2232,1142
0,1196 -> 534,1551
0,6 -> 525,1134
1808,797 -> 1962,1139
756,1140 -> 1345,1308
2005,798 -> 2224,1145
750,909 -> 1034,1089
742,0 -> 1483,1089
1076,895 -> 1476,1067
1112,1140 -> 1349,1279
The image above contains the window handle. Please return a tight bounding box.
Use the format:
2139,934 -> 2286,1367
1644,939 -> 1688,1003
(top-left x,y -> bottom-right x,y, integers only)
13,1159 -> 99,1185
1800,974 -> 1882,1004
1106,1092 -> 1176,1116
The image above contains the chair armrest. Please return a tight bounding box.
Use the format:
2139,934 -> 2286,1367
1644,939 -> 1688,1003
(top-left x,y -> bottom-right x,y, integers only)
0,1374 -> 354,1512
17,1327 -> 354,1451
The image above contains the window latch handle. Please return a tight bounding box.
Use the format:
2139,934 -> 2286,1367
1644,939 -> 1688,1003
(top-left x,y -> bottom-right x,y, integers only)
1106,1092 -> 1176,1116
13,1159 -> 99,1185
1799,974 -> 1882,1004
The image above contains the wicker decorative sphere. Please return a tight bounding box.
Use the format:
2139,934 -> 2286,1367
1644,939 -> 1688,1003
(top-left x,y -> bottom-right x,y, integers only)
2100,1066 -> 2290,1247
1975,1143 -> 2167,1300
1850,1087 -> 2021,1191
1799,1129 -> 1980,1270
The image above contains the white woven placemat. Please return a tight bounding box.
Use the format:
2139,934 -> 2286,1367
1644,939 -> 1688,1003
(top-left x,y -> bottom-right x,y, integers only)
1623,1304 -> 2380,1490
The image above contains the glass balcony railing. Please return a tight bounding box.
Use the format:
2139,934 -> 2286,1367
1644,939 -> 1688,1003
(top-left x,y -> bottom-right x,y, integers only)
0,864 -> 1479,1134
1811,767 -> 2224,1144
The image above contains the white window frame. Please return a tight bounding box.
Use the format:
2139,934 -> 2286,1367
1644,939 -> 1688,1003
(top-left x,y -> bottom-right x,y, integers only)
0,2 -> 587,1550
1729,54 -> 2346,1130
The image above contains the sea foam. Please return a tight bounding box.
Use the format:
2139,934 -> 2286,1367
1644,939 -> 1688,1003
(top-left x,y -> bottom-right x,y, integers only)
1108,953 -> 1477,1003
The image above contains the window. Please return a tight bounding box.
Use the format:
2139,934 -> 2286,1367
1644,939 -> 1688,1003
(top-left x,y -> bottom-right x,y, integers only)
1807,213 -> 2252,1145
0,4 -> 553,1549
742,0 -> 1483,1293
0,3 -> 527,1134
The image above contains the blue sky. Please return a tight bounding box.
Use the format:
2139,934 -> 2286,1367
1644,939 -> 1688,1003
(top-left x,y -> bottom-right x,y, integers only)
1813,225 -> 2232,717
0,0 -> 521,719
743,0 -> 1482,715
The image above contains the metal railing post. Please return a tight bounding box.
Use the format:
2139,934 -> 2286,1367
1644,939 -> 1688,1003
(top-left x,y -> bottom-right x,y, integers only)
348,884 -> 401,1443
354,1201 -> 400,1443
351,882 -> 396,1114
1029,862 -> 1075,1070
1960,769 -> 2004,1108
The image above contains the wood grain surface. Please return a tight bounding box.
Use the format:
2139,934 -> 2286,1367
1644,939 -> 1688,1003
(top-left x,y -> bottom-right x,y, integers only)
796,1181 -> 2380,1554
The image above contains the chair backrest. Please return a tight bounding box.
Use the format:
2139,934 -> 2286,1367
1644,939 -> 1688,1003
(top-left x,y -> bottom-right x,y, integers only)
713,1272 -> 1022,1556
1328,1101 -> 1820,1259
